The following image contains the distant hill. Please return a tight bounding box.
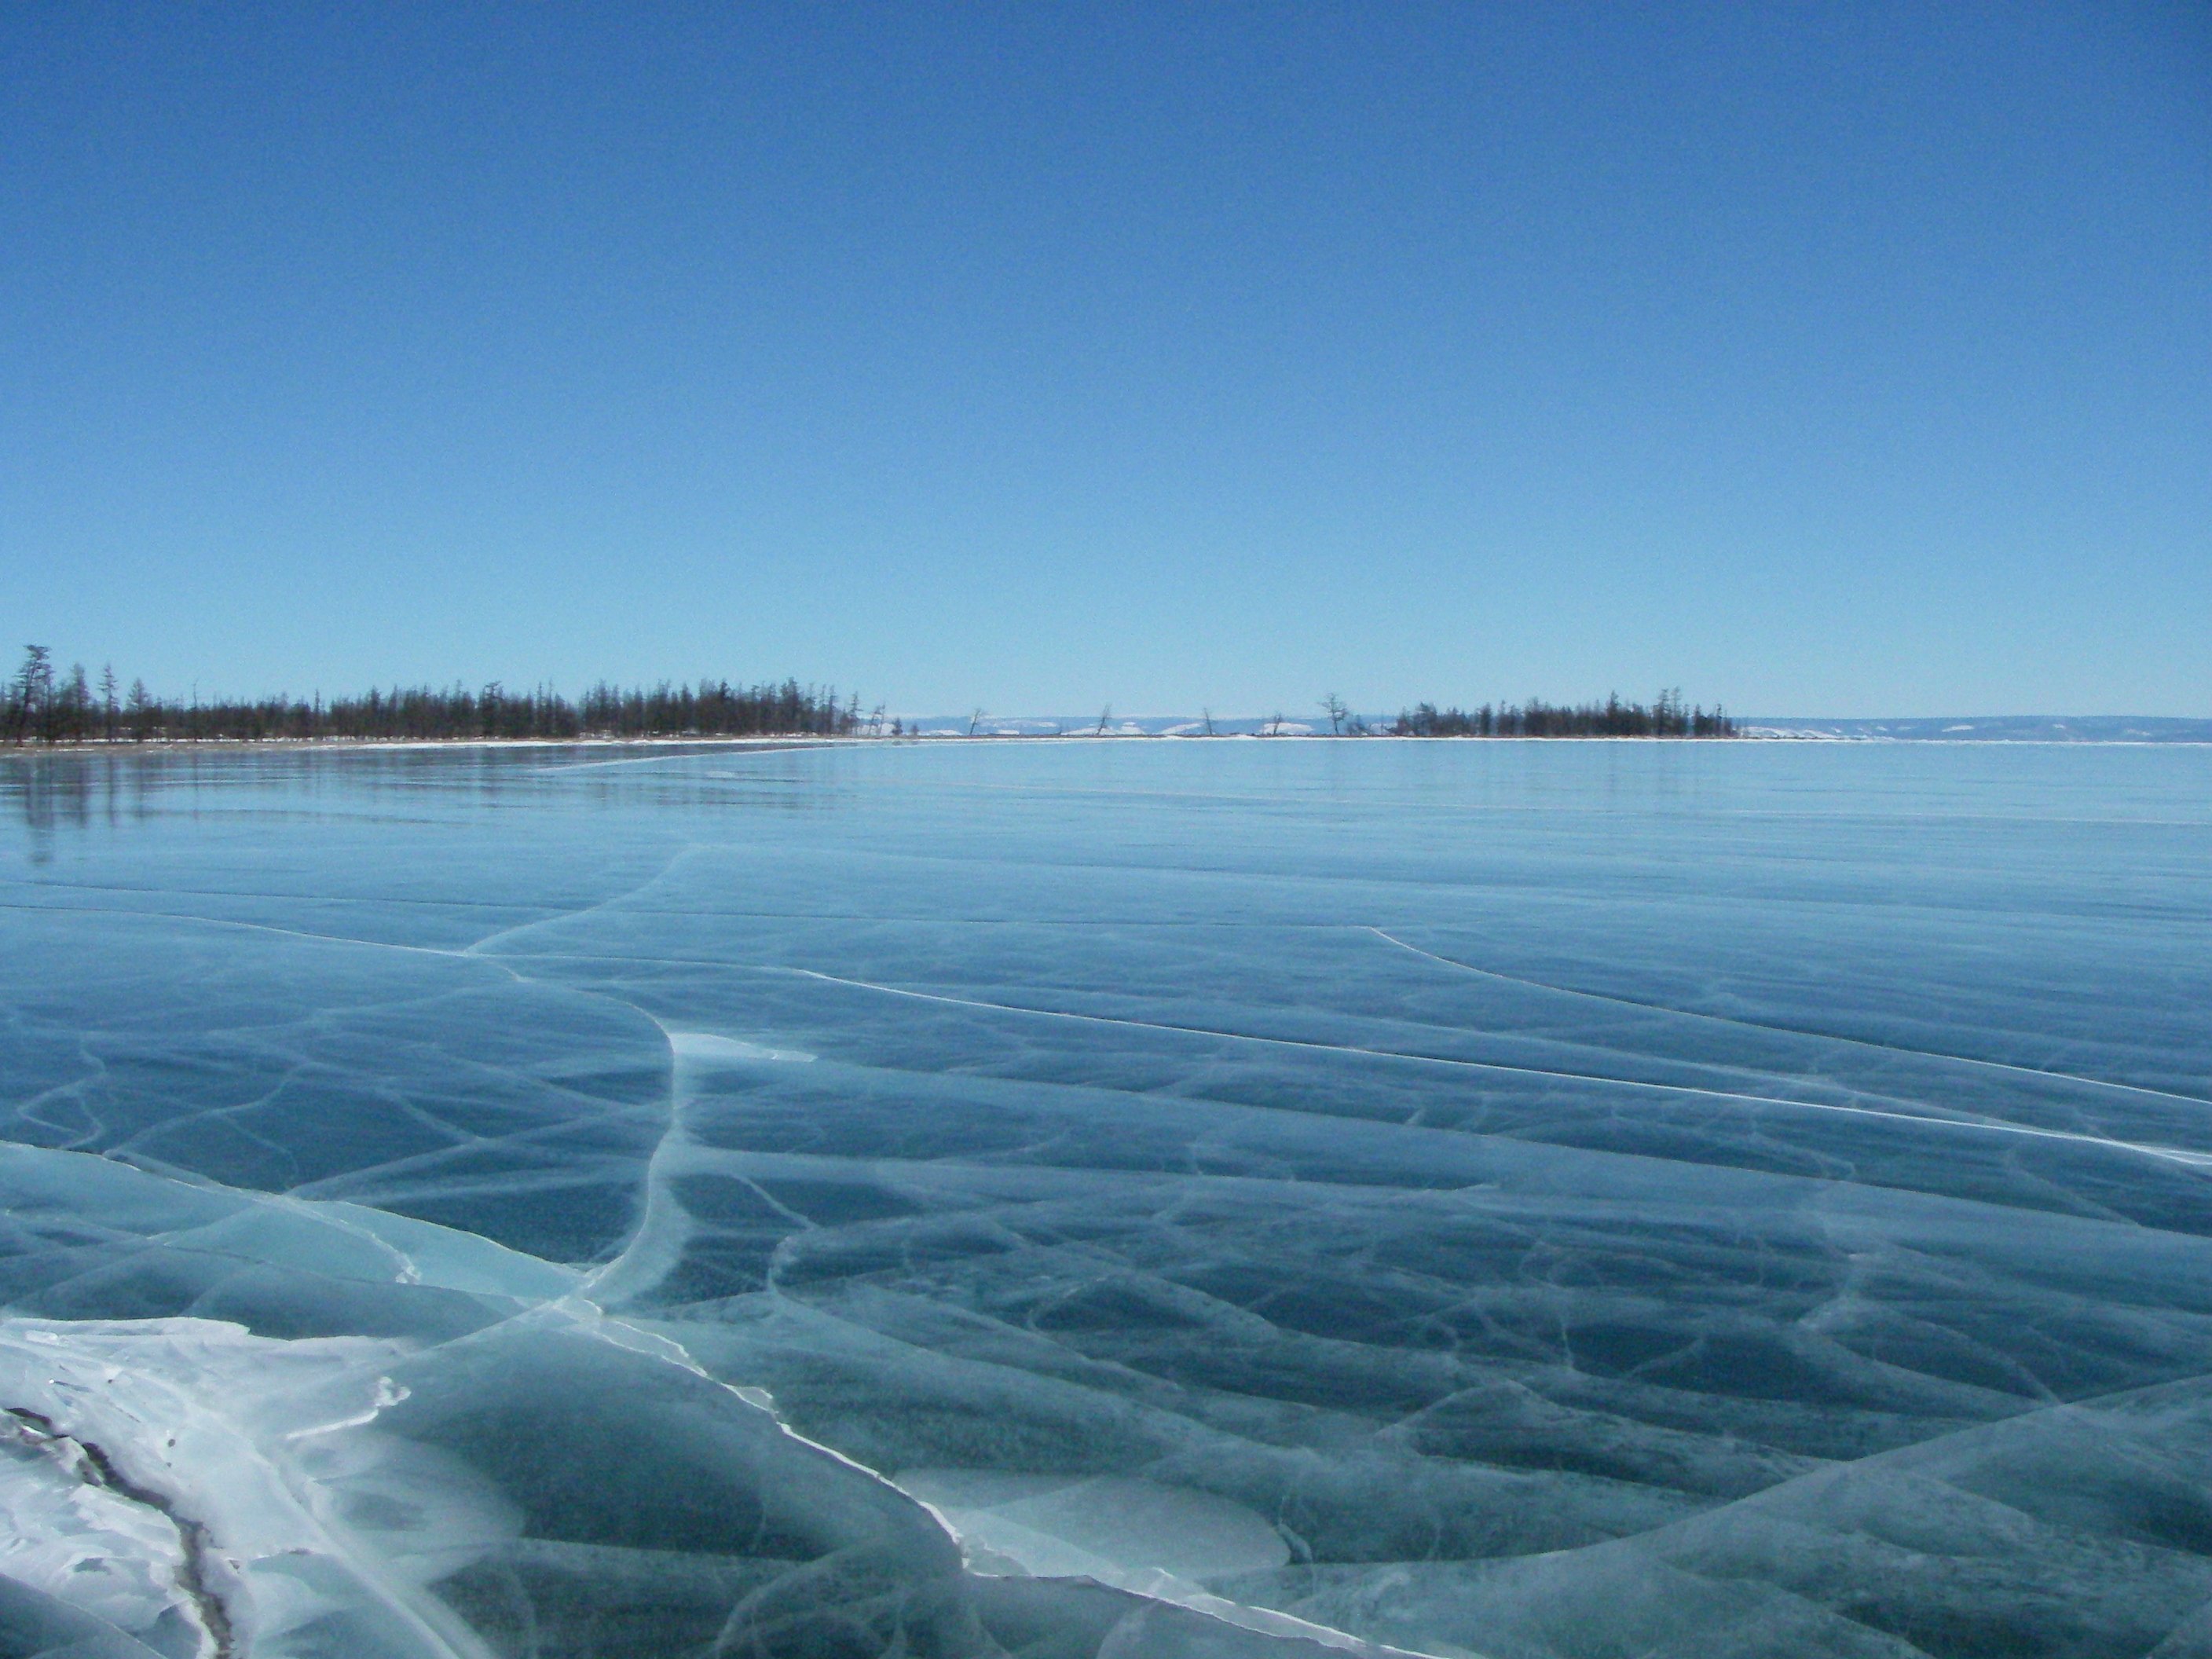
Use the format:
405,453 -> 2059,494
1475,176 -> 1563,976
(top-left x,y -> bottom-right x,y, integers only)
1744,716 -> 2212,743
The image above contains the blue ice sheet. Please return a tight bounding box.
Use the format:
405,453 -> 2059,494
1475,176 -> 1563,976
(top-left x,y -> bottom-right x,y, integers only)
3,739 -> 2208,1657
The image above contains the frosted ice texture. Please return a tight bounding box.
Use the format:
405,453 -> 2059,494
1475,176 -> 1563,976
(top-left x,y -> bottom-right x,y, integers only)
2,741 -> 2209,1658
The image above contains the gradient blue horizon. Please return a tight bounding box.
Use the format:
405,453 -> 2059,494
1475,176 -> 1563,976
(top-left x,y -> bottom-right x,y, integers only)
3,3 -> 2207,717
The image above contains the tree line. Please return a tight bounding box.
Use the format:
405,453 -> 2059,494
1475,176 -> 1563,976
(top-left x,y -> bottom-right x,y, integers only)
1379,690 -> 1734,738
3,646 -> 867,743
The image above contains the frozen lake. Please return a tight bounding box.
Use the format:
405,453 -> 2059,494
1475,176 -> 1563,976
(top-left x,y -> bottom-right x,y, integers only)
3,739 -> 2209,1659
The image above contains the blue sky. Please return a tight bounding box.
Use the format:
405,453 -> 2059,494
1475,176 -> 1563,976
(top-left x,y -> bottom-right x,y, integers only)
3,3 -> 2206,716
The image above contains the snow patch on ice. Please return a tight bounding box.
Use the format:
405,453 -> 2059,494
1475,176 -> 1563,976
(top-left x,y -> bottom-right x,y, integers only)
894,1470 -> 1290,1584
666,1031 -> 817,1065
893,1470 -> 1431,1655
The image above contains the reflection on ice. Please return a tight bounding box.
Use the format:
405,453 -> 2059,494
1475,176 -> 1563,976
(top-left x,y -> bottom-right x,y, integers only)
2,741 -> 2208,1657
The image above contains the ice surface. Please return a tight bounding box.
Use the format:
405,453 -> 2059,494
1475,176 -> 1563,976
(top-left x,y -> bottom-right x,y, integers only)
2,741 -> 2210,1657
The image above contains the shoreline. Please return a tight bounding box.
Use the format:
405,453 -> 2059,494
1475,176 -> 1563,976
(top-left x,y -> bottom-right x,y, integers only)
3,731 -> 2203,757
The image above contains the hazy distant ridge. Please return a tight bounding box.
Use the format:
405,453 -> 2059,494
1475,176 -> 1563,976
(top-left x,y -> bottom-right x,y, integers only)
907,714 -> 2212,742
1744,716 -> 2212,742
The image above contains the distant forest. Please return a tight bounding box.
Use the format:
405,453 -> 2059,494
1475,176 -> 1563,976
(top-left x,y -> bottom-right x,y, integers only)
1386,691 -> 1734,738
2,647 -> 867,743
5,646 -> 1735,745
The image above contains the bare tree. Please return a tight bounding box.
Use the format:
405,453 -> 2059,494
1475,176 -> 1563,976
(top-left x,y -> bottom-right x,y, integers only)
1201,708 -> 1214,737
1096,705 -> 1112,736
1320,693 -> 1347,735
969,708 -> 987,737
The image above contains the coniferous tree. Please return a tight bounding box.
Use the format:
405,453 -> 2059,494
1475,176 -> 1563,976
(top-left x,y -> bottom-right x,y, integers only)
126,678 -> 154,741
60,665 -> 90,743
11,647 -> 54,743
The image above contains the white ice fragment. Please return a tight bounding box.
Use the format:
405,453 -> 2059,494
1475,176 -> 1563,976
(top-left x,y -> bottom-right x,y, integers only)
0,1316 -> 514,1659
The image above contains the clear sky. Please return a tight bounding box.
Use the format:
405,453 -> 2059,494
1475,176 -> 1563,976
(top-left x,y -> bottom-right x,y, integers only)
3,3 -> 2206,716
